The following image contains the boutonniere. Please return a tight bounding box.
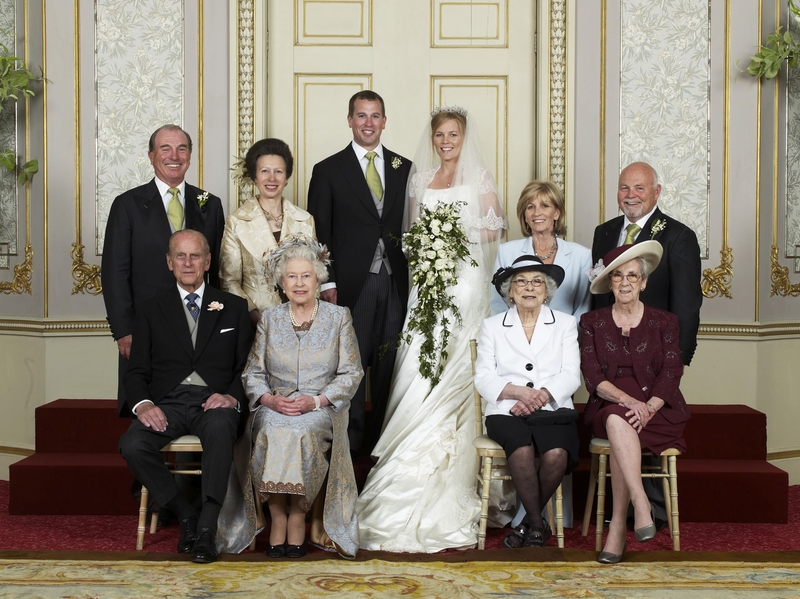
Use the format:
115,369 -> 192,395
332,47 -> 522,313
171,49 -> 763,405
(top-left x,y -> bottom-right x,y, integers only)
650,218 -> 666,239
391,156 -> 402,170
207,301 -> 224,311
587,259 -> 605,282
197,191 -> 210,208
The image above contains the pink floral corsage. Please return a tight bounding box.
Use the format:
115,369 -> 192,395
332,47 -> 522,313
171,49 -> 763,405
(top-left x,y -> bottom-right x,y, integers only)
207,301 -> 224,311
587,259 -> 605,282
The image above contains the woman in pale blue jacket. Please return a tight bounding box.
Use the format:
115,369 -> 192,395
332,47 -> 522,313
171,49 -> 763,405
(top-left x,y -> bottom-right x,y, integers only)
490,180 -> 591,530
490,181 -> 591,318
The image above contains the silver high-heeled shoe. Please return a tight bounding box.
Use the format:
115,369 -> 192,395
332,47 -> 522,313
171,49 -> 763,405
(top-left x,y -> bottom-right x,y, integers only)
597,541 -> 626,564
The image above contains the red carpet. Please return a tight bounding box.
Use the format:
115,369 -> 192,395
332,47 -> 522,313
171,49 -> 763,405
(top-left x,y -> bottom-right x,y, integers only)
2,480 -> 798,554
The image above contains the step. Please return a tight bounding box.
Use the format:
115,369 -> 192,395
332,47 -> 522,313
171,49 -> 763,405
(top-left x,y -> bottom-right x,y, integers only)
572,458 -> 788,523
9,453 -> 135,515
574,404 -> 768,461
35,399 -> 130,454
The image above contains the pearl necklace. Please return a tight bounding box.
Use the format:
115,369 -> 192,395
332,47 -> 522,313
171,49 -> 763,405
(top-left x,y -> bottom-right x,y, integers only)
534,237 -> 558,261
290,299 -> 318,331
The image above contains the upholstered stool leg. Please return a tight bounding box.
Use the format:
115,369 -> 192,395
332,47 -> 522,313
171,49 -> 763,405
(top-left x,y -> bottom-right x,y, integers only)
668,455 -> 680,551
595,453 -> 608,552
137,487 -> 149,551
581,453 -> 599,537
478,455 -> 493,550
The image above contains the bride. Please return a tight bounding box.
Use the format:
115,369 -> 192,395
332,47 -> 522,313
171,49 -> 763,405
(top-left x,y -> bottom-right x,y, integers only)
356,106 -> 507,552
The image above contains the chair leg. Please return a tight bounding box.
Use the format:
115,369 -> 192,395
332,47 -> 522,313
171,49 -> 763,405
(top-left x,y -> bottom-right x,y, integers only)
555,483 -> 564,548
595,453 -> 608,552
660,455 -> 673,540
137,487 -> 149,551
249,538 -> 257,551
668,455 -> 680,551
150,511 -> 158,534
581,453 -> 599,537
477,456 -> 493,550
545,498 -> 556,535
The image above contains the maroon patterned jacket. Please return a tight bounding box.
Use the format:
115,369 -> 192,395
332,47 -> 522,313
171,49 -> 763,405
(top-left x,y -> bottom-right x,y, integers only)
580,305 -> 690,425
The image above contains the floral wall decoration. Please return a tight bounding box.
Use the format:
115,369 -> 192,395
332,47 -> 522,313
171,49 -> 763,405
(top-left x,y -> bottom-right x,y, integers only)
787,9 -> 800,272
94,0 -> 183,254
619,0 -> 710,255
0,1 -> 16,269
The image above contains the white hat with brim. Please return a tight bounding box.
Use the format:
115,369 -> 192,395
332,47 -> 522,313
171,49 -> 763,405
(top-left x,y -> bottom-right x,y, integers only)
589,240 -> 663,295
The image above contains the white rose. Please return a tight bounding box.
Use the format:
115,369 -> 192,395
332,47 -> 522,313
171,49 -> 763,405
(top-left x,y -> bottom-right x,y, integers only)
430,219 -> 441,228
432,239 -> 445,251
420,261 -> 430,272
434,258 -> 447,270
426,250 -> 437,260
431,225 -> 441,236
420,234 -> 431,247
442,222 -> 453,232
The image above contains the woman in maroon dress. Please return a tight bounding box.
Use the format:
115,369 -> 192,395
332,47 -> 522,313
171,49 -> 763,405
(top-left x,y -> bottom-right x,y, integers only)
580,241 -> 690,564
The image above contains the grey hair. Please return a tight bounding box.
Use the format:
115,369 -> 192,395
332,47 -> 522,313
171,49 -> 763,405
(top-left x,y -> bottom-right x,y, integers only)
612,256 -> 653,281
499,271 -> 559,306
270,245 -> 329,289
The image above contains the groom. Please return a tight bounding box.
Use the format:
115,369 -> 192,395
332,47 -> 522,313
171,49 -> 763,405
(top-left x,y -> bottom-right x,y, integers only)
307,90 -> 412,454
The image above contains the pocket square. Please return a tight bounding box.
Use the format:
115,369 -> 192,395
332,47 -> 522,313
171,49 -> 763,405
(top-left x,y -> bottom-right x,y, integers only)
220,328 -> 235,333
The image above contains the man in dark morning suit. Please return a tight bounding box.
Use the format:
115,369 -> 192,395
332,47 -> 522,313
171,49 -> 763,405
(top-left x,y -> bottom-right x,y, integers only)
101,124 -> 225,417
591,161 -> 702,524
119,229 -> 251,563
307,90 -> 412,454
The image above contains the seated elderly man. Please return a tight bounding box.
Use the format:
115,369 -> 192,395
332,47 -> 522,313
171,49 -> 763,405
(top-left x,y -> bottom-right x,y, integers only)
118,229 -> 251,563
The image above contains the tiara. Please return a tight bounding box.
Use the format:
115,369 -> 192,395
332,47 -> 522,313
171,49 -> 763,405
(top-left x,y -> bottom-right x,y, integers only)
430,104 -> 468,118
265,234 -> 331,279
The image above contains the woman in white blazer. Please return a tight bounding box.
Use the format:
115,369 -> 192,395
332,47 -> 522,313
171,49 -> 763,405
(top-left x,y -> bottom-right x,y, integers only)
490,181 -> 591,317
475,255 -> 581,548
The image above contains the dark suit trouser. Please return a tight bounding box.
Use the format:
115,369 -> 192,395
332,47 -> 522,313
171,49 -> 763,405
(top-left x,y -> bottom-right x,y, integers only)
119,385 -> 239,509
349,265 -> 404,452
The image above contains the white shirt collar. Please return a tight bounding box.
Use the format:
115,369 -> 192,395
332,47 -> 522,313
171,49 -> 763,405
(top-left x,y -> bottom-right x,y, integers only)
351,141 -> 384,162
621,204 -> 659,242
177,282 -> 205,304
154,177 -> 186,202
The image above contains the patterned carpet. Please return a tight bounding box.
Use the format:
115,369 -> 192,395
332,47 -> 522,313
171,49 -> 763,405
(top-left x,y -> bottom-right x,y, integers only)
2,557 -> 799,598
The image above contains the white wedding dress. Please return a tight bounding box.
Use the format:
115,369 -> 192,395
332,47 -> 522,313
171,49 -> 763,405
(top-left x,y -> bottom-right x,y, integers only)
356,178 -> 504,552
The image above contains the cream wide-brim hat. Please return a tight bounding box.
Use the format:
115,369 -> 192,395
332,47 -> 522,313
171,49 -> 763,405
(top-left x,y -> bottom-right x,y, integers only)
589,240 -> 663,295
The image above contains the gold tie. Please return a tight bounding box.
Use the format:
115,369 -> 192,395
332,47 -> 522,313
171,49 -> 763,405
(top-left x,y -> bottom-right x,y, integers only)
365,152 -> 383,200
167,187 -> 183,231
623,223 -> 641,245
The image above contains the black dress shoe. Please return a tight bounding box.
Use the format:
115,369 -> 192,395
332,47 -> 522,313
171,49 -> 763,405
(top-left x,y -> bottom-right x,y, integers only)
267,543 -> 286,558
286,542 -> 307,558
156,508 -> 173,528
177,516 -> 198,554
191,528 -> 219,564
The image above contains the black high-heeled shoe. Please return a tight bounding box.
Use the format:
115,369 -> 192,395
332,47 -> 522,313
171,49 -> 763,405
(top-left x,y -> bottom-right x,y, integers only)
266,543 -> 286,558
286,542 -> 307,558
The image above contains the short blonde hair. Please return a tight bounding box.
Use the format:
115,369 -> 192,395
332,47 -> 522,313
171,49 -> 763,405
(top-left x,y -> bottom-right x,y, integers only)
515,180 -> 567,238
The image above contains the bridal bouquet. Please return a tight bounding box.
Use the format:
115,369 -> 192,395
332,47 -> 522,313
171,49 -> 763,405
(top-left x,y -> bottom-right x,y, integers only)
402,200 -> 476,386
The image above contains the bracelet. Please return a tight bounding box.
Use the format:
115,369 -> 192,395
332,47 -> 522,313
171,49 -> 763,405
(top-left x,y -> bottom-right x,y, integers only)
645,402 -> 657,412
313,395 -> 321,411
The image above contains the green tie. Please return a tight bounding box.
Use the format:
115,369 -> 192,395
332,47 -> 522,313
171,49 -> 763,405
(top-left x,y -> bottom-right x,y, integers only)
623,223 -> 641,245
365,152 -> 383,200
167,187 -> 183,231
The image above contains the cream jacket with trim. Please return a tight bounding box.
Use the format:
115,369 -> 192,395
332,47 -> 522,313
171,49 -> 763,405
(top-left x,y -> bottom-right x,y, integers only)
219,197 -> 316,312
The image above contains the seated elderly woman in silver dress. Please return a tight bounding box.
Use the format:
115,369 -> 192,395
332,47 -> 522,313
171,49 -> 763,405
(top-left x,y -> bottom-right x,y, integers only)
216,235 -> 363,559
474,255 -> 581,548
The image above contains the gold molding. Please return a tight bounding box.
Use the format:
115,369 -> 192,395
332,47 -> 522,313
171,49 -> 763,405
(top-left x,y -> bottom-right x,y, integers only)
767,448 -> 800,461
431,0 -> 508,48
69,0 -> 101,295
701,0 -> 733,299
0,244 -> 33,294
698,321 -> 800,337
770,244 -> 800,296
70,242 -> 101,295
237,0 -> 255,206
2,1 -> 34,295
701,246 -> 734,299
772,1 -> 800,297
0,445 -> 34,457
0,317 -> 109,334
548,0 -> 566,191
755,0 -> 763,320
43,0 -> 48,314
198,0 -> 204,187
598,0 -> 606,223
